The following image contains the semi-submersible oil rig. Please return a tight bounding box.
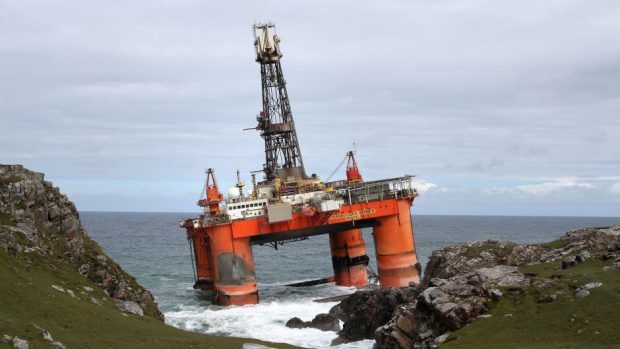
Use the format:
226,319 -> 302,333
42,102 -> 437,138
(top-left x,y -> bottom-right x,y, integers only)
180,22 -> 420,306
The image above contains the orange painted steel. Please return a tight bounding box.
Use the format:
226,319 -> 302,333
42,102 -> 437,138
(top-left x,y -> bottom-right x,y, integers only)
188,227 -> 215,294
207,224 -> 259,306
372,200 -> 420,288
329,228 -> 369,287
190,196 -> 418,305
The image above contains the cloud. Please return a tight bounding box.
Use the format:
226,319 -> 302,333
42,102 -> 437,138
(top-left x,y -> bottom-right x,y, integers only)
0,0 -> 619,215
517,179 -> 596,196
413,180 -> 438,194
611,183 -> 620,195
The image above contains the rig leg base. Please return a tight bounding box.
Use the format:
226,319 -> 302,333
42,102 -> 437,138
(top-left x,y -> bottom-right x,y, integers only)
373,200 -> 420,288
329,228 -> 369,287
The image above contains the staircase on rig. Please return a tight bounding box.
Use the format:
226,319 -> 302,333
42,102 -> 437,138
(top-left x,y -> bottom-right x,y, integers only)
180,22 -> 420,306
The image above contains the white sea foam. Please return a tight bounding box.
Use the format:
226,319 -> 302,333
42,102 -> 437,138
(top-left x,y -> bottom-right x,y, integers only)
165,297 -> 374,349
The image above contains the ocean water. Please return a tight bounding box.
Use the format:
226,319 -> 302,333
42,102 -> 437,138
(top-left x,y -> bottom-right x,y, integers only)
80,213 -> 620,348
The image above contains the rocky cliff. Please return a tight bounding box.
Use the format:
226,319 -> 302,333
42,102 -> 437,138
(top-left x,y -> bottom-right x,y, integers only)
0,164 -> 162,319
328,225 -> 620,348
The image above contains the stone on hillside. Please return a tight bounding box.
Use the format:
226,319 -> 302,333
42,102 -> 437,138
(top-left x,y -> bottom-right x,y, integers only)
562,256 -> 577,269
434,333 -> 450,345
575,250 -> 591,263
12,337 -> 29,349
51,342 -> 66,349
475,265 -> 529,287
78,264 -> 89,276
575,289 -> 590,299
41,329 -> 53,341
115,300 -> 144,316
582,282 -> 602,290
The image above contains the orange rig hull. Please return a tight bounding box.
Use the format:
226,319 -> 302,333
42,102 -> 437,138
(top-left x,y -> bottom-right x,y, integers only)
185,195 -> 420,306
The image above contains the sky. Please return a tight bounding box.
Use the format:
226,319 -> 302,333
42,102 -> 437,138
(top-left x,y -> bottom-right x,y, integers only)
1,0 -> 619,216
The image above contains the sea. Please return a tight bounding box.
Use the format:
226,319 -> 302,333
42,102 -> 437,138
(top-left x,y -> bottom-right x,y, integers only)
80,213 -> 620,349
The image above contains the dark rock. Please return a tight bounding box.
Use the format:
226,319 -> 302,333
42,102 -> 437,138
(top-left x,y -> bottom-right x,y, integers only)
336,288 -> 410,341
442,300 -> 486,330
330,336 -> 347,346
602,252 -> 617,261
309,313 -> 340,332
328,304 -> 343,321
562,256 -> 577,269
285,317 -> 304,329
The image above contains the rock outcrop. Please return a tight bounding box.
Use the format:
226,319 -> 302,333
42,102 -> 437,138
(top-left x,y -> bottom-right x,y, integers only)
285,313 -> 340,332
0,164 -> 163,320
330,225 -> 620,348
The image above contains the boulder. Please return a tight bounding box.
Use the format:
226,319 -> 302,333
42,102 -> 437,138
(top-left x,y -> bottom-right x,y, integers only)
575,250 -> 591,263
308,313 -> 339,332
336,288 -> 410,341
575,289 -> 590,299
115,300 -> 144,316
562,256 -> 576,269
12,337 -> 29,349
475,265 -> 530,287
285,317 -> 304,329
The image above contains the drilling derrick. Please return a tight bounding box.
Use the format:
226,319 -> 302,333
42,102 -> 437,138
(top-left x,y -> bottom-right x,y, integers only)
253,22 -> 306,181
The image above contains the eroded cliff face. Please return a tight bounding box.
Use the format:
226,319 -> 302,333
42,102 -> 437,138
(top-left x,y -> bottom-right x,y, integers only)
0,164 -> 163,320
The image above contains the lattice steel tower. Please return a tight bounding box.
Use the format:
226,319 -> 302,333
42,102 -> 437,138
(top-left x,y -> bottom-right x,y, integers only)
253,22 -> 307,181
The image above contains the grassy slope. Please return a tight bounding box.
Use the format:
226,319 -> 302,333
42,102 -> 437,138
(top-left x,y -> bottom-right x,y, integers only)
441,257 -> 620,349
0,249 -> 297,349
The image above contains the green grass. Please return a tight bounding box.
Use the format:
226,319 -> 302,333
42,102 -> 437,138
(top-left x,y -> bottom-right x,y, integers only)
538,238 -> 570,250
441,258 -> 620,349
0,249 -> 299,349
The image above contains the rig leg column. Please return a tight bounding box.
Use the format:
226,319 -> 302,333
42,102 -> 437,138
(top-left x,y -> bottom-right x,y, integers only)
188,228 -> 215,297
207,225 -> 259,306
373,200 -> 420,288
329,228 -> 369,287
